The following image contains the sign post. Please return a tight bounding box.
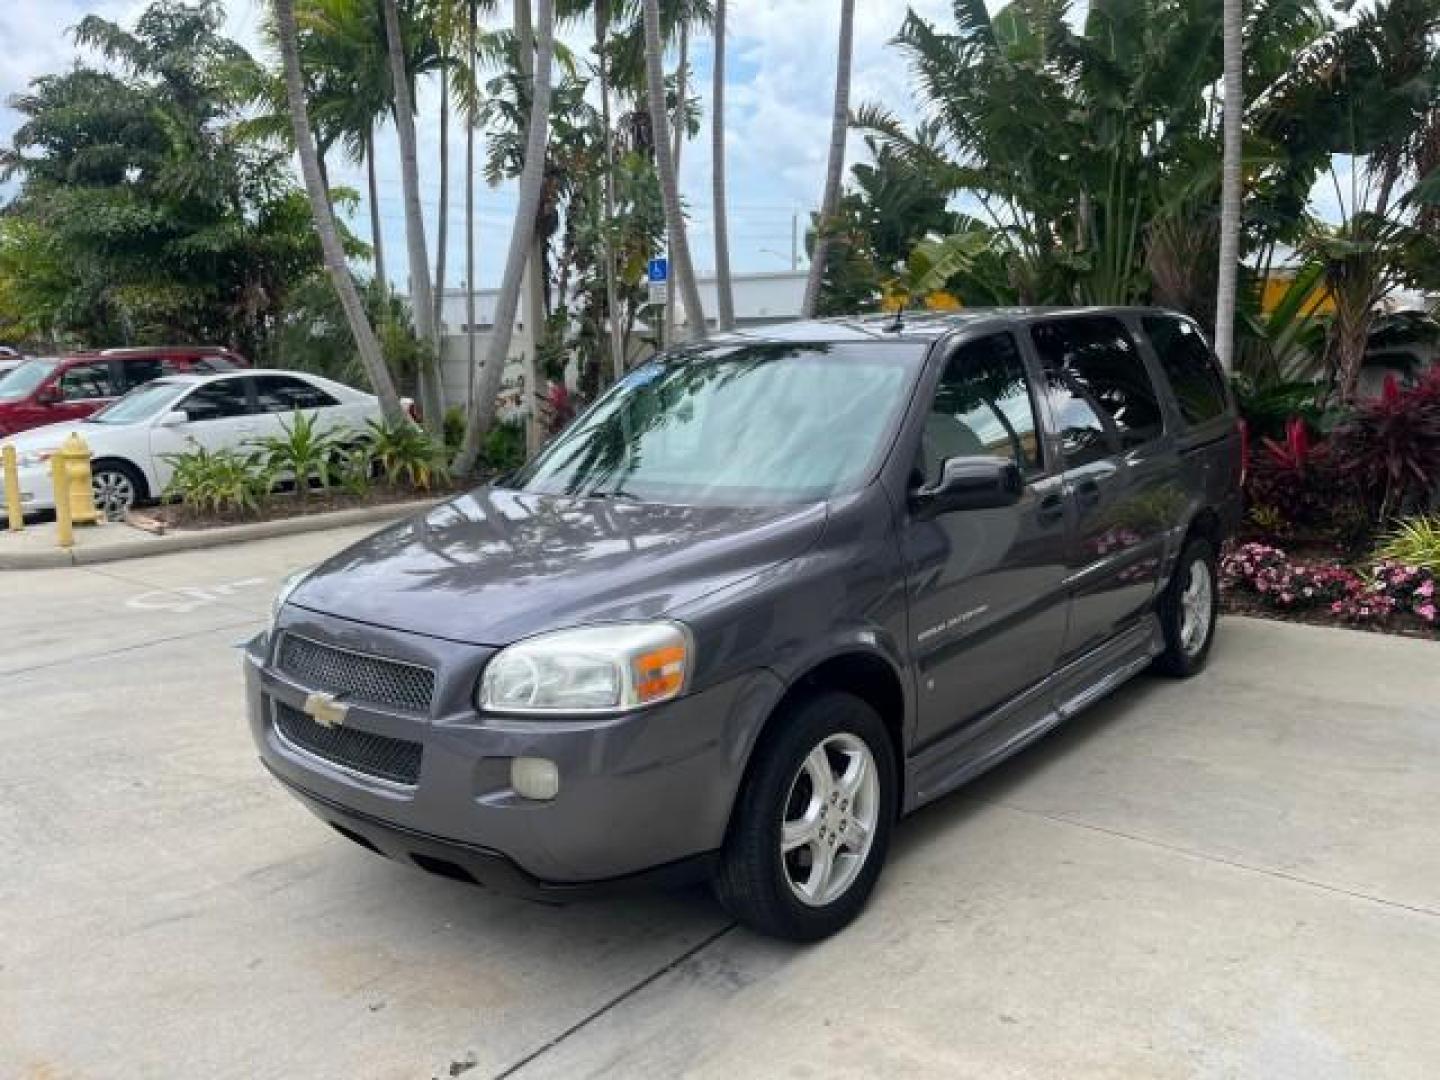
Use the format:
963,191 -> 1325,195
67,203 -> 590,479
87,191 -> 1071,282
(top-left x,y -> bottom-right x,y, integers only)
647,256 -> 670,346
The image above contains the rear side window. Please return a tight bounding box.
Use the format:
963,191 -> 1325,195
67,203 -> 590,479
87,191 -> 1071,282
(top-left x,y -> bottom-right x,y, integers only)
1142,315 -> 1228,426
58,362 -> 117,401
254,375 -> 339,413
179,379 -> 252,421
1032,317 -> 1164,453
923,333 -> 1043,484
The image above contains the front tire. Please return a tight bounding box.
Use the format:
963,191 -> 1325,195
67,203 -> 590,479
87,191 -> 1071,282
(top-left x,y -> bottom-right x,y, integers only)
714,690 -> 897,941
1153,536 -> 1218,677
90,460 -> 147,520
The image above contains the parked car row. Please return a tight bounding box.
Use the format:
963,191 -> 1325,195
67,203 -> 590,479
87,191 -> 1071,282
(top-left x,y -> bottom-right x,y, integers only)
1,369 -> 388,518
0,346 -> 248,438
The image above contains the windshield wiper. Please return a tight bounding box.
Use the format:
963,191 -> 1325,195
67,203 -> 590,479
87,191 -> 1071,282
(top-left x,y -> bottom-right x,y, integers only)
585,487 -> 645,503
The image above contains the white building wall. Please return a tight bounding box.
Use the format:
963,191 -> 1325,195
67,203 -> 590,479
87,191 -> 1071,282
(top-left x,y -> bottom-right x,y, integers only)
435,271 -> 808,414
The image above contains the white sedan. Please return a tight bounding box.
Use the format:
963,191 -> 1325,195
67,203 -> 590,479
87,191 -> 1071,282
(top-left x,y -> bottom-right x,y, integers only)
2,369 -> 388,517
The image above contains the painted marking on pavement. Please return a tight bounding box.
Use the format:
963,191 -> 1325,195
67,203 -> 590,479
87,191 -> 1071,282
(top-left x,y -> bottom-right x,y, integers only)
125,577 -> 268,614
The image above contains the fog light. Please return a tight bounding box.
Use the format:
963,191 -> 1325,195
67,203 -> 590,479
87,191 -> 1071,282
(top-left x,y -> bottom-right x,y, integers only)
511,757 -> 560,801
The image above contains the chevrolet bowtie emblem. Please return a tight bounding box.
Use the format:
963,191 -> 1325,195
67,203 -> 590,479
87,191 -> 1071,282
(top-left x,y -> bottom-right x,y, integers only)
303,691 -> 350,729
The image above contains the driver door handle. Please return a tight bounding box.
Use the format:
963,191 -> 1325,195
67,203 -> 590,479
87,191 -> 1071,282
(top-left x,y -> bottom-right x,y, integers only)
1074,478 -> 1103,508
1036,491 -> 1066,526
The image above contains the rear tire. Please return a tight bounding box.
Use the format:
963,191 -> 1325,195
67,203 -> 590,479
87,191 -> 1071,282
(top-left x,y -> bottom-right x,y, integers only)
1153,536 -> 1218,677
714,690 -> 897,941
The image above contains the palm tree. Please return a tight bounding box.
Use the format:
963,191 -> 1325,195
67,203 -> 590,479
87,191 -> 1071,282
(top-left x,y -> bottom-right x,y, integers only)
802,0 -> 856,319
1214,0 -> 1244,373
712,0 -> 735,330
273,0 -> 405,423
642,0 -> 707,341
465,0 -> 480,418
455,0 -> 555,474
382,0 -> 443,432
595,0 -> 628,379
365,122 -> 388,290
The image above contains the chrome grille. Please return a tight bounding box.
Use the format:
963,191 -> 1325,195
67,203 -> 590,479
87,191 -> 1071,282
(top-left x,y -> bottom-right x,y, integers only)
273,701 -> 422,786
276,634 -> 436,714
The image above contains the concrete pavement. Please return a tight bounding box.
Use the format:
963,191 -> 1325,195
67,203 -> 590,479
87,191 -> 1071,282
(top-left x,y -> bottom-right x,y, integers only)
2,528 -> 1438,1079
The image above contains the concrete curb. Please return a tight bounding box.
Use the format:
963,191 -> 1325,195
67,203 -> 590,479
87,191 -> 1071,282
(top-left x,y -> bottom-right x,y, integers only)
0,500 -> 432,570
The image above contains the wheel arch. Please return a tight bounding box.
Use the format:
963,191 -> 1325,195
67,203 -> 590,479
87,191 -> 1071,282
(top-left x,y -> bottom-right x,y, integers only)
735,648 -> 910,825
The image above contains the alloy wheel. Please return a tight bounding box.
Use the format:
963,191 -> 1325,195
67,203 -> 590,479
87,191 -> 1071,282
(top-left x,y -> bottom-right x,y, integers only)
780,733 -> 880,907
1179,557 -> 1213,656
92,471 -> 135,519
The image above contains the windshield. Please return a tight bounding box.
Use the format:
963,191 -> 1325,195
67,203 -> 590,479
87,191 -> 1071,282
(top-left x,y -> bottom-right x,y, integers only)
87,381 -> 183,425
509,343 -> 924,505
0,359 -> 58,401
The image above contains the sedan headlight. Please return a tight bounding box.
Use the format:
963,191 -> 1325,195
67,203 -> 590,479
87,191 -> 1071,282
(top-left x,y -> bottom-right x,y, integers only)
15,449 -> 55,469
478,622 -> 693,715
270,566 -> 314,633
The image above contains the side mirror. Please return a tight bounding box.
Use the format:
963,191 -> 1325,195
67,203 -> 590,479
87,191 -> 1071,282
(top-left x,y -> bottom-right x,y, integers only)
36,387 -> 62,406
911,456 -> 1023,519
157,409 -> 188,428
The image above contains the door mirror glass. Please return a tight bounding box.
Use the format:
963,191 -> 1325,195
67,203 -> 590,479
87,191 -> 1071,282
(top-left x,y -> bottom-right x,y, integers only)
912,455 -> 1023,518
157,409 -> 188,428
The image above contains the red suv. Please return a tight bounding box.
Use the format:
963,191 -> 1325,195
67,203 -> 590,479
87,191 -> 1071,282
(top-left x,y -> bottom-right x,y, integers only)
0,347 -> 247,437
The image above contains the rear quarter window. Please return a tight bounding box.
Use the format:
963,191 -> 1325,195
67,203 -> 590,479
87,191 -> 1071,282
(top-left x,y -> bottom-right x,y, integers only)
1142,315 -> 1229,427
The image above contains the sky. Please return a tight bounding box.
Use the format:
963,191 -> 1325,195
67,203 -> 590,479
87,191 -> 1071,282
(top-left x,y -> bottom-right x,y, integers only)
0,1 -> 1347,294
0,0 -> 963,293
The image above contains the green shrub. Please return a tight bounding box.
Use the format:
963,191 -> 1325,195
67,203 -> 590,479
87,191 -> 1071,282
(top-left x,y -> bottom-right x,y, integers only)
443,406 -> 467,455
163,445 -> 270,516
335,444 -> 376,499
481,420 -> 527,477
1376,516 -> 1440,574
250,410 -> 345,498
365,418 -> 448,492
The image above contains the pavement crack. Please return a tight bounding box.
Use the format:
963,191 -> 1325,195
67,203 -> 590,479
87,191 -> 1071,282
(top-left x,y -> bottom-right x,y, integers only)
489,921 -> 739,1080
988,799 -> 1440,920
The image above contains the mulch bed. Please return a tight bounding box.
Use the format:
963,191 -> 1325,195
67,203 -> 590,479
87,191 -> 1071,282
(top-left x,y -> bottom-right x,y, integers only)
130,484 -> 458,533
1222,530 -> 1438,641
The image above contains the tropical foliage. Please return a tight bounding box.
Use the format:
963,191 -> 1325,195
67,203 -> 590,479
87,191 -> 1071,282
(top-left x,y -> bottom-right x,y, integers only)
833,0 -> 1440,402
0,1 -> 330,357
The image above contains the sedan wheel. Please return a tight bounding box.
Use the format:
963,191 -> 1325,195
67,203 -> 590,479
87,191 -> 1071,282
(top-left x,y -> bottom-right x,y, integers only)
92,469 -> 137,519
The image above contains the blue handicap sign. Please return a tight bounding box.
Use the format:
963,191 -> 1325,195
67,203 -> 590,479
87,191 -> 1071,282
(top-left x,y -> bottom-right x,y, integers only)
647,257 -> 669,283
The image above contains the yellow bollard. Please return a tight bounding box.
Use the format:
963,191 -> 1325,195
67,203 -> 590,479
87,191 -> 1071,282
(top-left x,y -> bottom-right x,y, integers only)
51,453 -> 73,548
54,432 -> 100,528
3,444 -> 22,532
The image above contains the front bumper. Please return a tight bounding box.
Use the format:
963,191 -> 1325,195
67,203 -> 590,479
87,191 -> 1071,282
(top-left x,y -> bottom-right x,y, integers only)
265,760 -> 717,899
4,464 -> 53,513
246,608 -> 781,889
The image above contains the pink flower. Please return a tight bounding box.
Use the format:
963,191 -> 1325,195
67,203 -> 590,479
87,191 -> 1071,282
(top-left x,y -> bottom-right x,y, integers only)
1419,580 -> 1435,598
1417,604 -> 1437,623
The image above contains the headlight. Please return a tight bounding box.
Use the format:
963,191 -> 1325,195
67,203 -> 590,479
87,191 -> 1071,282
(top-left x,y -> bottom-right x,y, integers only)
16,449 -> 54,469
270,566 -> 314,633
478,622 -> 693,715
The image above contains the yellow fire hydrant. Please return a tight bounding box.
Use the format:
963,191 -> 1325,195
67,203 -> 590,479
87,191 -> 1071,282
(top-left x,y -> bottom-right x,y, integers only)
50,432 -> 100,546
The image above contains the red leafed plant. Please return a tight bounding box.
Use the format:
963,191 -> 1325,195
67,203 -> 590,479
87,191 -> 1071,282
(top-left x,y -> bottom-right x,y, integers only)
1261,417 -> 1317,475
537,381 -> 581,436
1330,373 -> 1440,521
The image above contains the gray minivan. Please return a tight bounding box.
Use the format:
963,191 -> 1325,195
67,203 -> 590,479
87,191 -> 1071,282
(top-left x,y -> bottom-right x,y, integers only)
247,308 -> 1242,941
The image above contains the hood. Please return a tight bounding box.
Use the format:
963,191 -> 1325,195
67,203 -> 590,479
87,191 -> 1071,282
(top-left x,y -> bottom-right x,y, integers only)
291,487 -> 828,645
0,422 -> 89,453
